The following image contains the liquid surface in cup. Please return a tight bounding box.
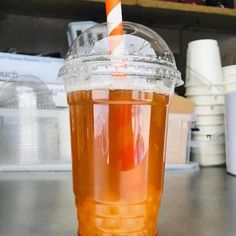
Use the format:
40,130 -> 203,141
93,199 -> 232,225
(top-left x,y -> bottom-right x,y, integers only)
68,89 -> 169,235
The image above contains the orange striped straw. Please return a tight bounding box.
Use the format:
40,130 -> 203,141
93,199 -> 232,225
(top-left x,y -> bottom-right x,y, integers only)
106,0 -> 124,55
106,0 -> 135,173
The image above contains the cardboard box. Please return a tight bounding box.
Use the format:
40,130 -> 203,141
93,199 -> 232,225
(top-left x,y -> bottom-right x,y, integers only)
169,94 -> 195,114
166,95 -> 195,164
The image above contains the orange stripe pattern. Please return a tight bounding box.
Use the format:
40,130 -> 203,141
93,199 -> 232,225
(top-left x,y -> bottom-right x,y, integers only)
106,0 -> 124,54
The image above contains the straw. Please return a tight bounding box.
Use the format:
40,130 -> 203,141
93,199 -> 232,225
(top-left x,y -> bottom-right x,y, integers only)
106,0 -> 135,200
106,0 -> 124,55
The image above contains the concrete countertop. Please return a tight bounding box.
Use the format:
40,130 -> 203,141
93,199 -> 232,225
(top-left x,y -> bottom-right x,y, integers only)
0,167 -> 235,236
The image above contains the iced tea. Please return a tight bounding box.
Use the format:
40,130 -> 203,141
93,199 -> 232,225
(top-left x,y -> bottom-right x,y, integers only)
67,89 -> 169,235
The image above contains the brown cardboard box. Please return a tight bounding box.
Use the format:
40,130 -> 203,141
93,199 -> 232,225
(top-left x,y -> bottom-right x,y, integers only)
169,94 -> 195,114
166,95 -> 195,164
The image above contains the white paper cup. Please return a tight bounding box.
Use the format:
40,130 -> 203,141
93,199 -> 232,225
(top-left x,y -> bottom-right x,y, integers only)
191,141 -> 225,153
185,68 -> 223,87
191,153 -> 225,167
185,69 -> 207,87
223,65 -> 236,85
192,134 -> 225,142
224,83 -> 236,94
189,95 -> 224,106
185,85 -> 224,96
194,114 -> 224,125
193,124 -> 224,135
223,65 -> 236,175
186,39 -> 223,86
194,105 -> 224,116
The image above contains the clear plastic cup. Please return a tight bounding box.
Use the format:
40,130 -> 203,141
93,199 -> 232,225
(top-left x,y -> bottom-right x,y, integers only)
0,75 -> 64,168
58,21 -> 182,235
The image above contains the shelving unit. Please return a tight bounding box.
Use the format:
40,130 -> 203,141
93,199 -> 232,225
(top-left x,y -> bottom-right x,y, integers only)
91,0 -> 236,16
0,0 -> 236,32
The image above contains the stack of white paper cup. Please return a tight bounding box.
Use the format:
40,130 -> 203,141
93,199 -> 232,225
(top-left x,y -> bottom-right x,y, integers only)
185,39 -> 225,166
223,65 -> 236,175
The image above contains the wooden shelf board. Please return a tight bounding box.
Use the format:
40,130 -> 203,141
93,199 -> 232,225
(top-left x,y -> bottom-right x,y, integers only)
0,0 -> 236,33
87,0 -> 236,16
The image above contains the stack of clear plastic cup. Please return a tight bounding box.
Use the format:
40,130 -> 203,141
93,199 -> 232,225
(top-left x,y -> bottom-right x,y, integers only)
185,39 -> 225,166
0,75 -> 71,170
223,65 -> 236,175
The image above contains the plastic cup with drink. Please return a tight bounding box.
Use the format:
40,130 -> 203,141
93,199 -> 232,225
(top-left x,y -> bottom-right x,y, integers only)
58,1 -> 183,234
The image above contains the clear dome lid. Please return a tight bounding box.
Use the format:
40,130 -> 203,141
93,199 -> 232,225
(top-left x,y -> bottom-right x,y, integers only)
0,75 -> 55,109
59,21 -> 183,92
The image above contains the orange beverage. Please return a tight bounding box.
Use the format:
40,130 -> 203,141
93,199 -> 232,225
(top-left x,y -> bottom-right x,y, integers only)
67,89 -> 170,236
59,21 -> 182,236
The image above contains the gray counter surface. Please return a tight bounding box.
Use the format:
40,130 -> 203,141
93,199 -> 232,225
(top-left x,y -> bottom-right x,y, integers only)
0,167 -> 235,236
